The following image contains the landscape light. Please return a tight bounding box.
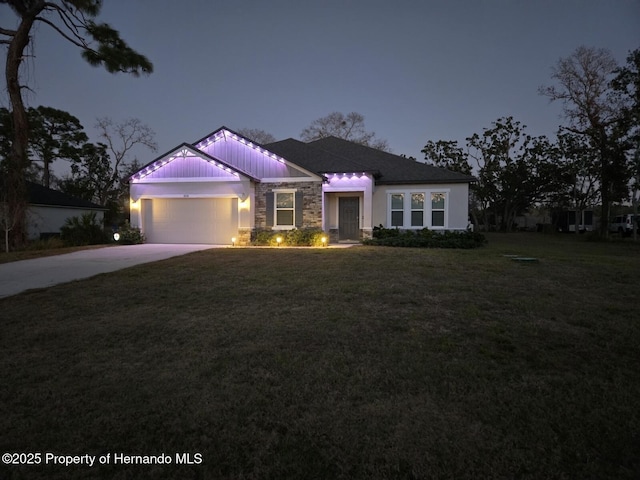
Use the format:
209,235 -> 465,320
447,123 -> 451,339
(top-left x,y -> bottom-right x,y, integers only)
276,236 -> 282,246
113,233 -> 120,242
231,237 -> 236,246
321,236 -> 327,247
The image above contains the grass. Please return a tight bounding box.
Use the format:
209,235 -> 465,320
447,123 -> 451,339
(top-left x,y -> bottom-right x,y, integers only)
0,243 -> 112,264
1,233 -> 639,479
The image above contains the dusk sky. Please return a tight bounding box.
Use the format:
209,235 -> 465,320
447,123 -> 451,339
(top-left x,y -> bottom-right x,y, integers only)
1,0 -> 639,173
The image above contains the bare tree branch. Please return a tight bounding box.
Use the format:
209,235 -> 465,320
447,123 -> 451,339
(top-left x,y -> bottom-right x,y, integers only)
35,16 -> 89,49
0,27 -> 18,36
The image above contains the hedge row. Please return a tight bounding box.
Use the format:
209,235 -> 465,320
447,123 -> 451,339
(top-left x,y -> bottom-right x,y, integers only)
363,226 -> 486,249
252,228 -> 328,247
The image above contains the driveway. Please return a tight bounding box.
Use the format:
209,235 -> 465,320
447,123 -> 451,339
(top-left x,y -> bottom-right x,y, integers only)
0,244 -> 217,299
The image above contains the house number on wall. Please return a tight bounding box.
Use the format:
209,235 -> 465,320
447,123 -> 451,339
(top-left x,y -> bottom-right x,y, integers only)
183,194 -> 189,198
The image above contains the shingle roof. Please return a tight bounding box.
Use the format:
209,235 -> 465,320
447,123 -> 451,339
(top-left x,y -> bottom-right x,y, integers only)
264,138 -> 381,177
308,137 -> 476,184
265,136 -> 475,184
25,181 -> 105,209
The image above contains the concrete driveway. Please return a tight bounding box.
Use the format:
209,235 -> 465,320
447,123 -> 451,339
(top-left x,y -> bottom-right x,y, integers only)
0,244 -> 217,299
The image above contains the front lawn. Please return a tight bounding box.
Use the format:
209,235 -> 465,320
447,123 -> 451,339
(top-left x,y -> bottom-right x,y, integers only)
1,234 -> 639,479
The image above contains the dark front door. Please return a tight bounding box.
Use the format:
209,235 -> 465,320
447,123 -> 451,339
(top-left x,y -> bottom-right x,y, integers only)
339,197 -> 360,240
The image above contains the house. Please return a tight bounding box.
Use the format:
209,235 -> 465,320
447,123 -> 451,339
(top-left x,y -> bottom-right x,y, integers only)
24,182 -> 107,239
0,181 -> 106,240
129,127 -> 475,245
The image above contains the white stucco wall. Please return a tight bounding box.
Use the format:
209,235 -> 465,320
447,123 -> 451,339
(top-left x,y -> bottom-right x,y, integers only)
372,183 -> 470,230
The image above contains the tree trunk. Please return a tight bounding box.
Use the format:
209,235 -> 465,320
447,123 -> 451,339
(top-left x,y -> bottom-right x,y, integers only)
5,9 -> 40,248
597,132 -> 611,238
43,158 -> 51,188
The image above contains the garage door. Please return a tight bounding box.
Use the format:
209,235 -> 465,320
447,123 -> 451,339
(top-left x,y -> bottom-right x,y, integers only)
142,198 -> 238,244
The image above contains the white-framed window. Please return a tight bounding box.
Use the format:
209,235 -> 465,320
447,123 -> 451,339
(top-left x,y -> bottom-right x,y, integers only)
275,191 -> 295,227
411,193 -> 425,227
431,193 -> 446,227
387,190 -> 448,229
390,194 -> 404,227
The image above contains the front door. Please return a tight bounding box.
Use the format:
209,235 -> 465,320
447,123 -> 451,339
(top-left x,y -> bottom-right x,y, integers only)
339,197 -> 360,240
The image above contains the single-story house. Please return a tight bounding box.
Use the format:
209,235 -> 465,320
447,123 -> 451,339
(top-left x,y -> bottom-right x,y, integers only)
0,181 -> 106,240
25,182 -> 106,239
129,127 -> 475,245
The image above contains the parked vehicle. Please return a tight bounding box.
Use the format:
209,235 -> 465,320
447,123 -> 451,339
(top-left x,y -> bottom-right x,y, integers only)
609,214 -> 640,235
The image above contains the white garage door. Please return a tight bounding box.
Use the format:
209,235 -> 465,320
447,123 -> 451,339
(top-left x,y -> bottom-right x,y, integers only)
142,198 -> 237,244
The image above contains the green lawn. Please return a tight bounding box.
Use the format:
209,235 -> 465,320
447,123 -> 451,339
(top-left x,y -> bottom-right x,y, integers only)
1,234 -> 639,479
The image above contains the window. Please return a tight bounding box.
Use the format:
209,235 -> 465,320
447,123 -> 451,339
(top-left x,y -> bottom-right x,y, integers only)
391,194 -> 404,226
431,193 -> 445,227
411,193 -> 424,227
276,192 -> 294,226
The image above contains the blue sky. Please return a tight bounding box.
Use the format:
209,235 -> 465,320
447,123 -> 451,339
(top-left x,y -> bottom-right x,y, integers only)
1,0 -> 639,172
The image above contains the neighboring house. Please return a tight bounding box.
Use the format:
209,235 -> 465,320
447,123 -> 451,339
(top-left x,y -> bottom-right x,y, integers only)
23,182 -> 106,239
129,127 -> 475,245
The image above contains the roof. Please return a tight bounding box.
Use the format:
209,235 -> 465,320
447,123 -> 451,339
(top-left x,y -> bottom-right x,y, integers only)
25,181 -> 106,210
131,127 -> 476,186
307,137 -> 476,185
130,142 -> 260,182
264,138 -> 381,177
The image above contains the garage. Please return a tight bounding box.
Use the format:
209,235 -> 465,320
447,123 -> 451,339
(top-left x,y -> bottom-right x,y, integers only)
142,198 -> 238,244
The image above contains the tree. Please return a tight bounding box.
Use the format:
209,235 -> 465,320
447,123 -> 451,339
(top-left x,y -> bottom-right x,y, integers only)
94,117 -> 156,206
539,46 -> 630,236
422,140 -> 472,175
553,131 -> 601,233
466,117 -> 560,232
612,48 -> 640,240
236,128 -> 276,145
300,112 -> 390,151
60,118 -> 156,226
0,178 -> 20,253
0,108 -> 14,173
28,106 -> 88,188
0,0 -> 153,248
59,142 -> 111,204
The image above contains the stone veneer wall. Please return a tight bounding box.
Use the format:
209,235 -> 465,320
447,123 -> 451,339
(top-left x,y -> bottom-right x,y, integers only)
254,181 -> 323,230
236,228 -> 252,246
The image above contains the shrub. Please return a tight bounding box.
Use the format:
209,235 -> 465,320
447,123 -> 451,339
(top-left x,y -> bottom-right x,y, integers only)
114,221 -> 145,245
60,212 -> 108,246
372,224 -> 402,239
252,228 -> 328,246
364,227 -> 486,249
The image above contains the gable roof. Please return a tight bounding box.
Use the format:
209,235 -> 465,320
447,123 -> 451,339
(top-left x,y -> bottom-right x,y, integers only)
308,136 -> 476,185
193,127 -> 320,180
26,181 -> 106,209
130,142 -> 260,182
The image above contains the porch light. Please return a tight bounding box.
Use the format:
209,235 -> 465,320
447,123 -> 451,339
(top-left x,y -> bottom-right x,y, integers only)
276,236 -> 282,246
